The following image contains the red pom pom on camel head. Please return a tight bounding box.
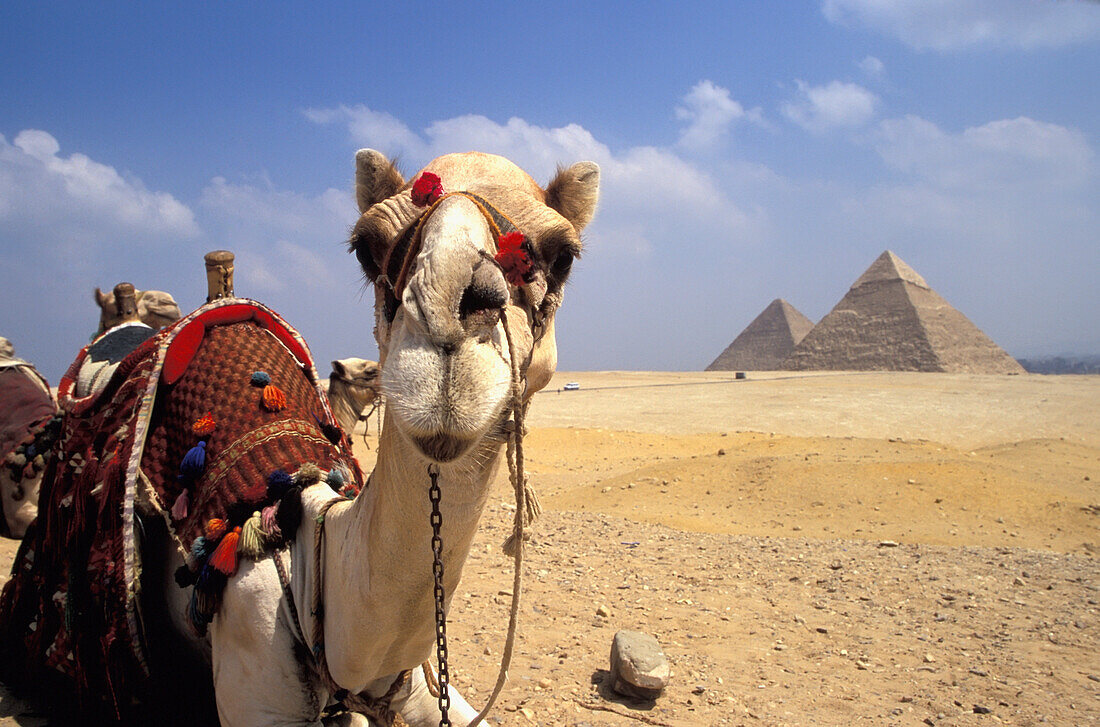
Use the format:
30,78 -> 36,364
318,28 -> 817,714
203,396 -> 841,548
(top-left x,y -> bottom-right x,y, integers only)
495,231 -> 532,286
411,172 -> 444,207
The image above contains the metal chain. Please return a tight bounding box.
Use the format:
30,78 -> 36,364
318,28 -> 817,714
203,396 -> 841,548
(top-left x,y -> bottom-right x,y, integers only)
428,464 -> 452,727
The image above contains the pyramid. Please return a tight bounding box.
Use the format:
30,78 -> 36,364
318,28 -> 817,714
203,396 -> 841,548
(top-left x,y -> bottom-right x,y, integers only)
781,251 -> 1025,374
706,299 -> 814,371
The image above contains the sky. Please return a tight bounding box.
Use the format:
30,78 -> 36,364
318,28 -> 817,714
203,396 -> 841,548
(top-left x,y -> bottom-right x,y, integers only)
1,1 -> 1098,382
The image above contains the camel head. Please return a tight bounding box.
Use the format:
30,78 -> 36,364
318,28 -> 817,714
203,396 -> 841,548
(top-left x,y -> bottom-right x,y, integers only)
350,150 -> 599,463
95,286 -> 182,335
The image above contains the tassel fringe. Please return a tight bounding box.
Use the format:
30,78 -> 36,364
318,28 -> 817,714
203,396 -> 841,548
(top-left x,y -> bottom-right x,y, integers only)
238,512 -> 266,559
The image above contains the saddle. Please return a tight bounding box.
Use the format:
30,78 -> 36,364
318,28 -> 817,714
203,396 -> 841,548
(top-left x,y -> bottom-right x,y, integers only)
0,298 -> 363,719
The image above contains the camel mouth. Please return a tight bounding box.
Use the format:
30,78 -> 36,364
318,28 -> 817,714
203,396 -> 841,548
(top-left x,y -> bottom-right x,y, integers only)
411,432 -> 476,463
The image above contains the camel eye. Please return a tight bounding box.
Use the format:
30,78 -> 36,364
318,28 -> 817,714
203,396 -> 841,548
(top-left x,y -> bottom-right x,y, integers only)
551,250 -> 574,279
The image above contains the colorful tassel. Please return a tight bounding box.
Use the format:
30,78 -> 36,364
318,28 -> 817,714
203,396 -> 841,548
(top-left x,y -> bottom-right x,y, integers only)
261,505 -> 281,540
204,518 -> 227,541
188,591 -> 209,635
196,563 -> 227,592
238,512 -> 266,559
192,413 -> 216,437
262,384 -> 287,412
275,486 -> 303,542
190,535 -> 212,562
326,467 -> 346,490
250,371 -> 271,387
320,421 -> 343,445
171,489 -> 190,520
174,564 -> 196,588
267,469 -> 293,499
294,463 -> 322,487
209,526 -> 241,575
180,441 -> 207,479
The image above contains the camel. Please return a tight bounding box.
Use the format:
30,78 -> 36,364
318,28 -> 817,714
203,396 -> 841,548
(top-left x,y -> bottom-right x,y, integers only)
0,338 -> 57,538
197,150 -> 597,726
326,358 -> 382,438
94,285 -> 182,336
0,149 -> 599,727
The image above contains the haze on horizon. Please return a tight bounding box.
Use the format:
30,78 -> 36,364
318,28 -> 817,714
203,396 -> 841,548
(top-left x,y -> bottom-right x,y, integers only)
1,1 -> 1098,382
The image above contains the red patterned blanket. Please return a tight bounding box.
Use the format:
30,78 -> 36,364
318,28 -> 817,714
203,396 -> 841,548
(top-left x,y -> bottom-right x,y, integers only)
0,299 -> 363,719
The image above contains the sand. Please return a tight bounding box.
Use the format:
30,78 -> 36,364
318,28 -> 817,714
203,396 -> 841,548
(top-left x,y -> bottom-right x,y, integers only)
1,371 -> 1097,725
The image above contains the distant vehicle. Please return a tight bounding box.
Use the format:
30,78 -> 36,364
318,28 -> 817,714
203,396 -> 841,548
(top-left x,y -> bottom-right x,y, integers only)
563,382 -> 580,391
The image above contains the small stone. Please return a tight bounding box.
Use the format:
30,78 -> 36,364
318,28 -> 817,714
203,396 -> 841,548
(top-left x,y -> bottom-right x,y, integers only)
609,630 -> 671,700
879,540 -> 900,548
973,704 -> 992,714
717,449 -> 726,456
596,604 -> 611,618
537,677 -> 552,689
923,653 -> 935,663
692,685 -> 706,694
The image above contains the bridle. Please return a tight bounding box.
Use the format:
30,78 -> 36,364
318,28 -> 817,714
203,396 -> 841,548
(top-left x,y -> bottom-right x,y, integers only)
371,186 -> 543,726
375,189 -> 553,346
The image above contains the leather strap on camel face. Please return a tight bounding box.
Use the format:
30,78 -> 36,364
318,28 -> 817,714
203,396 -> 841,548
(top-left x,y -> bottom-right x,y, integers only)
376,190 -> 536,327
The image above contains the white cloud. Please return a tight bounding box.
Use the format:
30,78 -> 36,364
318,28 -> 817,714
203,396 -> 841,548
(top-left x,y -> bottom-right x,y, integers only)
0,129 -> 198,241
675,80 -> 765,151
873,115 -> 1094,190
859,55 -> 885,79
198,176 -> 353,293
781,80 -> 878,133
822,0 -> 1100,51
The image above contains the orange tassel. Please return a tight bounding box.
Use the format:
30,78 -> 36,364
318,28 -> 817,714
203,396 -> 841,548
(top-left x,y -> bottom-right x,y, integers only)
262,384 -> 287,412
192,412 -> 216,437
205,518 -> 227,540
210,526 -> 241,575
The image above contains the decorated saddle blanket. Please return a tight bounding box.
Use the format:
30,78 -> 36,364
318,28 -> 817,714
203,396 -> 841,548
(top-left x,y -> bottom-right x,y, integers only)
0,298 -> 363,718
0,363 -> 56,463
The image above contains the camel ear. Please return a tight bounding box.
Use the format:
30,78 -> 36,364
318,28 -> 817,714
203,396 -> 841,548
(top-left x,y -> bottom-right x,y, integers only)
94,287 -> 110,309
356,149 -> 405,214
331,360 -> 346,377
546,162 -> 600,233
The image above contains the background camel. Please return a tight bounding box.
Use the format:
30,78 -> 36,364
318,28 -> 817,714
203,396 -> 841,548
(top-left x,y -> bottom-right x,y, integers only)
0,337 -> 56,539
325,358 -> 381,439
0,149 -> 599,727
94,285 -> 181,336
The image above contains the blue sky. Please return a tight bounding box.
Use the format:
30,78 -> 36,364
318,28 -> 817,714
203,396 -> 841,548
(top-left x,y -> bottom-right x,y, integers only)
2,1 -> 1098,381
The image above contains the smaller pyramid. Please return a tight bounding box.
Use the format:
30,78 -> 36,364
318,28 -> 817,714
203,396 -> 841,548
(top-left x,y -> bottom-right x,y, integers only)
782,251 -> 1025,374
707,299 -> 814,371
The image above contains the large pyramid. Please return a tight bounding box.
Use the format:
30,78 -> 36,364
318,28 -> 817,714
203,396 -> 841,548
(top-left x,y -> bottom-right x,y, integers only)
781,251 -> 1025,373
707,298 -> 815,371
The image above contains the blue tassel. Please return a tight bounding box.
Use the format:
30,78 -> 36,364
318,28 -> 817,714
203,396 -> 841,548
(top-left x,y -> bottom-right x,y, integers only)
188,589 -> 209,635
251,371 -> 272,387
190,535 -> 212,562
326,467 -> 346,490
180,441 -> 207,479
267,469 -> 293,500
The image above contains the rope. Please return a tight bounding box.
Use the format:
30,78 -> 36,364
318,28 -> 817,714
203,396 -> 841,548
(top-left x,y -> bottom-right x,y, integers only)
465,306 -> 529,727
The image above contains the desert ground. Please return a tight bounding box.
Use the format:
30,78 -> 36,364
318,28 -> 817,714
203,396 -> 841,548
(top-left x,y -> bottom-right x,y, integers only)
1,370 -> 1097,726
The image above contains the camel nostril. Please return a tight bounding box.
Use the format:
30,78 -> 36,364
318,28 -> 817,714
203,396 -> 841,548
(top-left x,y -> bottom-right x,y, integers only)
459,281 -> 507,320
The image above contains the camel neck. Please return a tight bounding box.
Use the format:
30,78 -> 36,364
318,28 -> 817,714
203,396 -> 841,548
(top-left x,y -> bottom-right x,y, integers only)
317,409 -> 504,689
